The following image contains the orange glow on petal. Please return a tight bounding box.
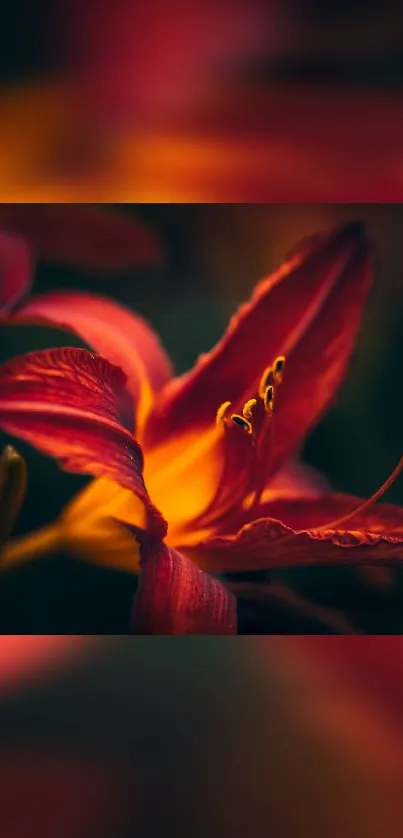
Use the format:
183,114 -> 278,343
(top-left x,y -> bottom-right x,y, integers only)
68,477 -> 147,528
60,426 -> 224,567
62,477 -> 144,572
144,428 -> 222,538
65,516 -> 140,574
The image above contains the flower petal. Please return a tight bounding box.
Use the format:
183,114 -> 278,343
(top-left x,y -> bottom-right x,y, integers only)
260,459 -> 331,500
0,205 -> 162,270
255,230 -> 373,480
131,531 -> 237,634
241,493 -> 403,536
0,230 -> 32,311
145,222 -> 372,453
13,291 -> 173,427
184,497 -> 403,574
0,347 -> 167,538
201,458 -> 330,542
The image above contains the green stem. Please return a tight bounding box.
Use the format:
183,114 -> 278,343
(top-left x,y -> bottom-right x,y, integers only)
0,523 -> 62,571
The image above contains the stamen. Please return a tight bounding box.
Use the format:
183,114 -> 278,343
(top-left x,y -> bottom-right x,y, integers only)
243,398 -> 257,422
231,414 -> 253,435
315,455 -> 403,531
216,400 -> 232,427
258,366 -> 274,399
273,355 -> 286,384
258,356 -> 286,398
264,385 -> 275,414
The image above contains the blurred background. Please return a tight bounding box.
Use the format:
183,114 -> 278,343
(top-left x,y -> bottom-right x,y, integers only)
0,1 -> 403,199
0,203 -> 402,633
1,636 -> 403,838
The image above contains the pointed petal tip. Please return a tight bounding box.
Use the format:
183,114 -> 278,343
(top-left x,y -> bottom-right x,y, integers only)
145,218 -> 375,457
285,220 -> 371,268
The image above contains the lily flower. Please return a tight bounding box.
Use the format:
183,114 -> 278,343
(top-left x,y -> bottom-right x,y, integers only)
1,221 -> 403,634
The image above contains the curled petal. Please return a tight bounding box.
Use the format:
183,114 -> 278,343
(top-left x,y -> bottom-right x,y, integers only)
145,223 -> 373,466
131,532 -> 237,635
0,230 -> 32,311
184,501 -> 403,575
0,348 -> 167,538
0,205 -> 162,271
13,291 -> 173,427
242,493 -> 403,536
207,458 -> 331,541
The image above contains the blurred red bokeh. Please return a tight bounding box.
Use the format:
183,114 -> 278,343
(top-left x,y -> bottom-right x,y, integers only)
0,2 -> 402,200
0,636 -> 93,690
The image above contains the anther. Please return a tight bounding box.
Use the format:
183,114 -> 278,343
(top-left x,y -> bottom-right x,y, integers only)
231,414 -> 253,435
264,385 -> 275,414
216,400 -> 232,427
242,399 -> 257,422
258,367 -> 274,399
273,355 -> 286,384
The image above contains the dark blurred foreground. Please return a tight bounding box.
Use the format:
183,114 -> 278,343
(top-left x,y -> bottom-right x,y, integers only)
0,637 -> 403,838
0,2 -> 403,198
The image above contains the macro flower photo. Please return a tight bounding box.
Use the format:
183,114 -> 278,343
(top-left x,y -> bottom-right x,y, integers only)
0,203 -> 402,634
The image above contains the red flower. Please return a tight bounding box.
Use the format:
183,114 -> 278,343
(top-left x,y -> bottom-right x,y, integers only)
1,222 -> 402,634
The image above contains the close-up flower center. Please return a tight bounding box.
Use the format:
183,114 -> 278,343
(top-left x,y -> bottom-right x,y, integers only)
141,355 -> 289,542
215,354 -> 286,438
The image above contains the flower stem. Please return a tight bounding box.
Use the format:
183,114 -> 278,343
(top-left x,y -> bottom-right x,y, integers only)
0,523 -> 62,571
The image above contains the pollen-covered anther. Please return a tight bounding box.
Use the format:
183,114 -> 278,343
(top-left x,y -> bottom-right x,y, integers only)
242,398 -> 257,422
231,414 -> 253,435
264,384 -> 275,414
258,366 -> 274,399
273,355 -> 286,384
216,400 -> 232,428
